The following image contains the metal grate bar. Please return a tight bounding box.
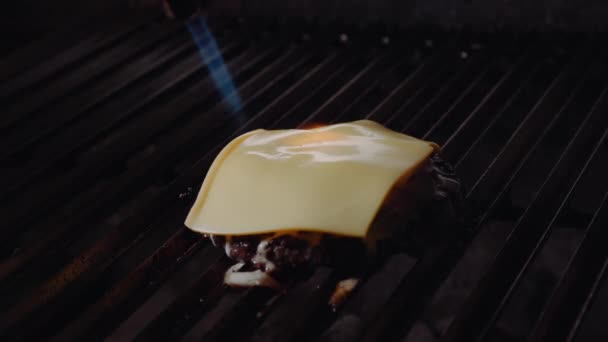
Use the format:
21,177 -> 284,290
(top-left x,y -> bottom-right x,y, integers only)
0,21 -> 183,131
569,254 -> 608,342
0,44 -> 272,276
3,23 -> 608,342
328,50 -> 426,124
51,228 -> 212,341
0,17 -> 152,96
322,255 -> 417,342
362,43 -> 457,126
235,52 -> 346,130
105,245 -> 227,342
483,102 -> 608,340
0,32 -> 194,164
128,256 -> 233,341
204,50 -> 347,142
0,44 -> 299,289
439,51 -> 536,161
442,74 -> 608,341
0,39 -> 244,199
529,191 -> 608,341
270,50 -> 377,129
3,47 -> 278,324
402,55 -> 489,137
247,267 -> 336,342
382,61 -> 473,131
331,69 -> 520,342
305,44 -> 498,342
0,41 -> 333,340
0,42 -> 276,234
421,54 -> 522,142
484,71 -> 608,340
178,286 -> 273,342
369,49 -> 548,339
403,54 -> 600,342
291,52 -> 397,127
460,52 -> 582,201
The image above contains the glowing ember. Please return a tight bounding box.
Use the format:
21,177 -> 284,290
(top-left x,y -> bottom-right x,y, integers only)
300,122 -> 327,130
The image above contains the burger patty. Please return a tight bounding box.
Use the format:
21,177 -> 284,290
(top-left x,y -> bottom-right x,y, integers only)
207,152 -> 463,273
210,233 -> 368,272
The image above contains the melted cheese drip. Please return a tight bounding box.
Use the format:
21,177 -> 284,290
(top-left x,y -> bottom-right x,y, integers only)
185,120 -> 438,238
252,240 -> 276,272
224,262 -> 281,289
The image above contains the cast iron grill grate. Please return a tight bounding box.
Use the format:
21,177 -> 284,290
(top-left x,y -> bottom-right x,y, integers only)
1,18 -> 607,342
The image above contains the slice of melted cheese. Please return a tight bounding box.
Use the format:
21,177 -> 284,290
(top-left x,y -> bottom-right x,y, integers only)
185,120 -> 438,238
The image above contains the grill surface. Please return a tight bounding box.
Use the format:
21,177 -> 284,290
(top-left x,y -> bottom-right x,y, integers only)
1,17 -> 608,342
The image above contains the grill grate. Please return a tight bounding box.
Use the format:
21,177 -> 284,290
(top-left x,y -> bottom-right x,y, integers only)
1,18 -> 608,342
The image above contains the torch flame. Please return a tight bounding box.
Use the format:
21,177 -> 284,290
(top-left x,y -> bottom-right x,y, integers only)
187,16 -> 244,122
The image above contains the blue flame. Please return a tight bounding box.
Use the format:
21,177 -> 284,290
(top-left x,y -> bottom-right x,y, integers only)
187,16 -> 243,114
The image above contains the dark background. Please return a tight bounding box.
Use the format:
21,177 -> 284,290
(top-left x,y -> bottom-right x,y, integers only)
1,0 -> 127,55
4,0 -> 608,49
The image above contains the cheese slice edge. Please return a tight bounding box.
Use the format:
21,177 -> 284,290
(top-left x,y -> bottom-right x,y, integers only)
185,120 -> 438,238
